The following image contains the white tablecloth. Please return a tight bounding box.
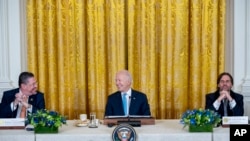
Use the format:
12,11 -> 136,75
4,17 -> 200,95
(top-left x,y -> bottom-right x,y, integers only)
0,120 -> 230,141
35,120 -> 212,141
213,127 -> 230,141
0,129 -> 34,141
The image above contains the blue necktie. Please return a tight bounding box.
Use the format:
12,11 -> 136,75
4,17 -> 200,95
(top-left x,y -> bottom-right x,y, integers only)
122,93 -> 127,115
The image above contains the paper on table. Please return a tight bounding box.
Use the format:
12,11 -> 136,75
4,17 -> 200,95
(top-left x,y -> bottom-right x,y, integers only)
0,118 -> 25,127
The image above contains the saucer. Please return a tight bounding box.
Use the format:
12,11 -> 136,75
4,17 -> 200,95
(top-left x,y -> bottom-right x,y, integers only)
76,123 -> 88,127
75,119 -> 89,127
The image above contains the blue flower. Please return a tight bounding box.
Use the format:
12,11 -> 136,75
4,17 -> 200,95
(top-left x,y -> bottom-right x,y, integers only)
49,111 -> 58,116
180,108 -> 221,128
190,118 -> 196,125
27,109 -> 67,128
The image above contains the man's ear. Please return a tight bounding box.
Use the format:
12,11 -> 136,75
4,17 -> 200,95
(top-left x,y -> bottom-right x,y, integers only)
20,83 -> 26,89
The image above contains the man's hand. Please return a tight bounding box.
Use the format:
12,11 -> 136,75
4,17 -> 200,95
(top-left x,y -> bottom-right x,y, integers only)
217,90 -> 233,102
14,92 -> 23,106
224,90 -> 233,101
20,95 -> 29,108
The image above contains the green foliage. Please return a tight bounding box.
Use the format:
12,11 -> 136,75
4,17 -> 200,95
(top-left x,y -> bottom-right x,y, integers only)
180,108 -> 221,128
27,109 -> 67,128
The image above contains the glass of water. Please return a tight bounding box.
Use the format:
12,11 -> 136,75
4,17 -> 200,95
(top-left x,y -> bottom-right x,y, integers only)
89,112 -> 97,127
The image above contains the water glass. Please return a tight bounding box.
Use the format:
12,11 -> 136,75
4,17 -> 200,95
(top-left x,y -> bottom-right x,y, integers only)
89,112 -> 97,127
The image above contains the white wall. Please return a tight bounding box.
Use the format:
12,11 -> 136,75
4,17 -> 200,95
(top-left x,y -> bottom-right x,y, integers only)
233,0 -> 246,92
0,0 -> 25,100
234,0 -> 250,117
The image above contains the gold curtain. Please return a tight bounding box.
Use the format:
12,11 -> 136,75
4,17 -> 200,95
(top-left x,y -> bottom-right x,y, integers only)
26,0 -> 225,119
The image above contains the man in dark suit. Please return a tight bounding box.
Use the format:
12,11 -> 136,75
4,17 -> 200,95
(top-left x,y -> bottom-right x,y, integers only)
205,72 -> 244,117
0,72 -> 45,118
105,70 -> 151,116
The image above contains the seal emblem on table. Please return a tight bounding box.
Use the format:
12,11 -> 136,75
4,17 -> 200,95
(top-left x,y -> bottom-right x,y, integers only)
112,124 -> 137,141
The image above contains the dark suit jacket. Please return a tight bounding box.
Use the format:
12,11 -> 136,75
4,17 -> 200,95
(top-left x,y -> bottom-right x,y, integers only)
104,89 -> 151,116
205,90 -> 244,117
0,88 -> 45,118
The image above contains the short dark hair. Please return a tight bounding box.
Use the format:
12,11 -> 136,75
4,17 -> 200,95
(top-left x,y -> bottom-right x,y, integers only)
216,72 -> 234,85
18,72 -> 34,87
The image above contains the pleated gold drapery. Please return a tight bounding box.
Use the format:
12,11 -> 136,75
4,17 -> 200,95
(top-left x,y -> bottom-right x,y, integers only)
26,0 -> 225,119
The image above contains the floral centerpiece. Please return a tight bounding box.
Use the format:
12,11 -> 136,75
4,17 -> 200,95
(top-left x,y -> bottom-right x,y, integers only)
180,108 -> 221,132
27,109 -> 67,133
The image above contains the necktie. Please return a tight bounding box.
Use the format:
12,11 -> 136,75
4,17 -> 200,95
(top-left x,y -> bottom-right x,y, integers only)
223,99 -> 228,116
20,96 -> 28,118
122,93 -> 127,115
20,106 -> 26,118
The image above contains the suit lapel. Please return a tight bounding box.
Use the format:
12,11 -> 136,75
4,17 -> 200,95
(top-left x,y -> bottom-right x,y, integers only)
129,90 -> 135,114
28,95 -> 34,103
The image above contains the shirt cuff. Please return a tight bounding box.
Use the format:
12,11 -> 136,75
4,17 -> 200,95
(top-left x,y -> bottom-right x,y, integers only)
213,100 -> 221,110
229,99 -> 236,109
27,104 -> 32,113
10,102 -> 17,111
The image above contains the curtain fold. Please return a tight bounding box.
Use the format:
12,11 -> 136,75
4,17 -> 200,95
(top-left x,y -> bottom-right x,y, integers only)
26,0 -> 225,119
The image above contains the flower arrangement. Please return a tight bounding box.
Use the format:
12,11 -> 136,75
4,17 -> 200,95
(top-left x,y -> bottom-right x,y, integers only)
27,109 -> 67,129
180,108 -> 221,129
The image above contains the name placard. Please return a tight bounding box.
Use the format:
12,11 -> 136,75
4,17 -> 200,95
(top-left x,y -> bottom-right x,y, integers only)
222,116 -> 248,125
0,118 -> 25,129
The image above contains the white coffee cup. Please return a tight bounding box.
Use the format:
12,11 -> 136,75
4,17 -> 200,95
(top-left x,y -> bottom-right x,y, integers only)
80,114 -> 87,121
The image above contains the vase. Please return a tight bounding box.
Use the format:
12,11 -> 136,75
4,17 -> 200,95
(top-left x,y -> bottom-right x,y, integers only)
34,126 -> 58,133
189,124 -> 213,132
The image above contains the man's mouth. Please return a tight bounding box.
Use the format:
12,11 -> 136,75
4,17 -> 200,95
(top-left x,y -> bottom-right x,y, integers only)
222,86 -> 229,90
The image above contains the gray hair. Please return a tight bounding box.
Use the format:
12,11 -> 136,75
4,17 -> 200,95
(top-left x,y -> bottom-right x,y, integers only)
117,70 -> 133,83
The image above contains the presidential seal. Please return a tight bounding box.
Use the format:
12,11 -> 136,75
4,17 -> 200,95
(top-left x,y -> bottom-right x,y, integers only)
112,124 -> 137,141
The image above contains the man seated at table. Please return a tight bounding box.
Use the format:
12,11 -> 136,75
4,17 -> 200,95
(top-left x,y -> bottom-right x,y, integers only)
0,71 -> 45,118
205,72 -> 244,117
104,70 -> 151,116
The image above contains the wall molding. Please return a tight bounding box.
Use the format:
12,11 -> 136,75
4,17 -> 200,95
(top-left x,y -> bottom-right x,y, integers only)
0,0 -> 13,90
0,0 -> 25,100
241,0 -> 250,118
232,0 -> 250,117
241,0 -> 250,95
225,0 -> 234,74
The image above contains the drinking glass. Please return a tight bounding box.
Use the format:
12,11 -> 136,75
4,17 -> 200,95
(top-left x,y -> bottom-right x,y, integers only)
89,112 -> 97,127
